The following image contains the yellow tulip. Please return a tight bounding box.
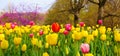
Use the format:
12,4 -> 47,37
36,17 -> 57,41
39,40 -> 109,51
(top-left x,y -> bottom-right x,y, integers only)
85,53 -> 94,56
75,28 -> 80,32
100,34 -> 106,41
66,47 -> 69,55
81,30 -> 88,37
5,23 -> 11,29
72,31 -> 82,40
76,51 -> 80,56
14,37 -> 22,45
114,33 -> 120,42
59,28 -> 65,33
43,52 -> 49,56
37,40 -> 42,48
46,33 -> 58,45
21,44 -> 27,52
99,26 -> 106,34
0,30 -> 3,33
45,43 -> 49,48
0,39 -> 9,49
31,38 -> 38,46
107,28 -> 111,32
86,35 -> 94,43
0,34 -> 5,41
96,25 -> 99,28
92,29 -> 98,37
87,27 -> 91,31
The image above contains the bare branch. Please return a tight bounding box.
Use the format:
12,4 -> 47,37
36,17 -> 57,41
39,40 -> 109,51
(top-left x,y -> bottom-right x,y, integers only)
88,0 -> 99,5
102,13 -> 120,19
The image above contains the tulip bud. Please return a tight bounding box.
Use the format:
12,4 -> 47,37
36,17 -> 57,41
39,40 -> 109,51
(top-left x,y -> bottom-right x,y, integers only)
29,21 -> 35,26
21,44 -> 27,52
11,23 -> 15,29
98,20 -> 103,25
39,30 -> 44,35
29,33 -> 34,38
79,22 -> 85,27
80,43 -> 90,54
63,30 -> 69,35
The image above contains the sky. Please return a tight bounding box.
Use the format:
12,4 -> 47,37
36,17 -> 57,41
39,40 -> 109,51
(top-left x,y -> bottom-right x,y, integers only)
0,0 -> 56,13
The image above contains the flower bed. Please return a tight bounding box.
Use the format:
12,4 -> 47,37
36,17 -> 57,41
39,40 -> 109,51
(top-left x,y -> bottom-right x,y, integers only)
0,22 -> 119,56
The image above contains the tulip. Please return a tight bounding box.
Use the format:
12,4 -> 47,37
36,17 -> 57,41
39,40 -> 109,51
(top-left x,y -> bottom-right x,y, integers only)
72,31 -> 82,40
51,22 -> 60,32
31,38 -> 38,46
46,33 -> 58,45
29,33 -> 34,38
85,53 -> 94,56
45,43 -> 49,48
21,44 -> 27,52
13,22 -> 17,25
0,34 -> 5,41
98,19 -> 103,25
5,23 -> 11,29
14,37 -> 22,45
0,39 -> 9,49
100,34 -> 106,41
65,24 -> 72,31
11,23 -> 15,29
43,52 -> 49,56
39,30 -> 44,35
79,22 -> 85,27
80,43 -> 90,54
63,30 -> 69,35
29,21 -> 35,27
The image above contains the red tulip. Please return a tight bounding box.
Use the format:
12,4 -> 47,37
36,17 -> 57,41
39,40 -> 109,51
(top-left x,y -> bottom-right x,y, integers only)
29,33 -> 34,38
51,22 -> 60,32
63,30 -> 69,35
80,43 -> 90,54
79,22 -> 84,27
39,30 -> 43,35
98,20 -> 103,25
29,21 -> 35,26
65,24 -> 72,31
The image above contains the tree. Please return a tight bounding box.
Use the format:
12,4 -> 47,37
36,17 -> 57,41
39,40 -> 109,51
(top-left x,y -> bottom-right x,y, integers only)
46,0 -> 88,26
88,0 -> 107,22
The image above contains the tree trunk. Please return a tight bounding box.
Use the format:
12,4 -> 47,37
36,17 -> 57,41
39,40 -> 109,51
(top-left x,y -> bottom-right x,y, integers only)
97,6 -> 104,24
74,14 -> 79,27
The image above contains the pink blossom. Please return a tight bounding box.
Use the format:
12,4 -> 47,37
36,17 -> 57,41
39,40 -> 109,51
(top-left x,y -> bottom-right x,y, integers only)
11,23 -> 16,29
65,24 -> 72,31
29,21 -> 35,26
79,22 -> 85,27
80,43 -> 90,54
63,30 -> 69,35
29,33 -> 34,38
98,20 -> 103,25
39,30 -> 44,35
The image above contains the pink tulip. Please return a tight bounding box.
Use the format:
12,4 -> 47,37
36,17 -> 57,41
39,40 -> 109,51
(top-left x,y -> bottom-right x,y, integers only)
98,20 -> 103,25
63,30 -> 69,35
11,23 -> 15,29
65,24 -> 72,31
29,33 -> 34,38
29,21 -> 35,26
79,22 -> 84,27
39,30 -> 44,35
13,22 -> 17,25
80,43 -> 90,54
